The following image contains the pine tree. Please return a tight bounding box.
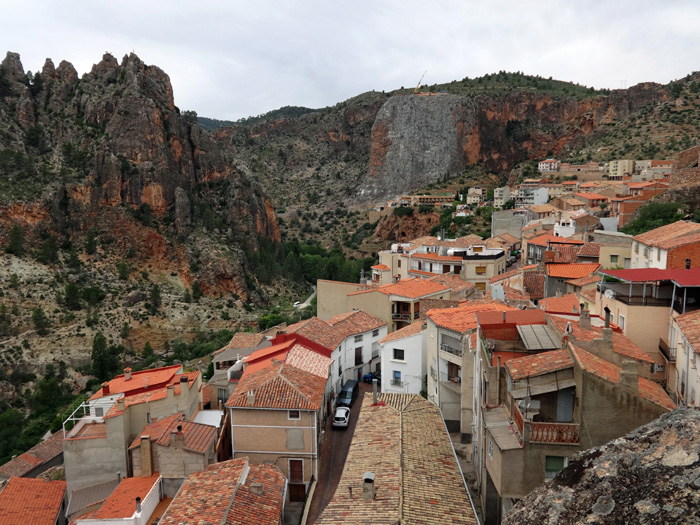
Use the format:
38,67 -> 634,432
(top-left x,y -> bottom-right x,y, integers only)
6,224 -> 24,256
192,281 -> 203,302
31,306 -> 50,336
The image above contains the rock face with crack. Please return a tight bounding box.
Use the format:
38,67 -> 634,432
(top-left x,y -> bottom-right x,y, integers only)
503,408 -> 700,525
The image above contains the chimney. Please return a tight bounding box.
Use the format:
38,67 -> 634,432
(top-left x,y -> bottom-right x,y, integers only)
124,368 -> 132,381
116,397 -> 125,412
140,436 -> 153,477
619,360 -> 638,393
602,328 -> 613,346
170,425 -> 184,448
362,472 -> 376,501
579,306 -> 591,330
117,471 -> 122,483
502,311 -> 506,322
603,307 -> 611,328
250,483 -> 264,495
135,497 -> 142,514
246,390 -> 255,407
101,382 -> 110,395
180,375 -> 189,384
555,289 -> 562,298
373,379 -> 378,404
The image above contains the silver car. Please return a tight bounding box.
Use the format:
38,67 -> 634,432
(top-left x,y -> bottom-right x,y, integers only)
332,407 -> 350,428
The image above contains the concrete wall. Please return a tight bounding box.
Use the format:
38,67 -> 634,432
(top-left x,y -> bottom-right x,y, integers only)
599,243 -> 632,269
492,211 -> 527,240
317,280 -> 369,320
131,441 -> 215,493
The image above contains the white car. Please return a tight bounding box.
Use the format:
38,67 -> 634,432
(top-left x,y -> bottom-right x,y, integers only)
293,301 -> 301,308
332,407 -> 351,428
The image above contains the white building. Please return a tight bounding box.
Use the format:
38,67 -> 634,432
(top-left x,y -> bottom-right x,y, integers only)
670,311 -> 700,407
467,187 -> 485,205
494,186 -> 511,208
380,322 -> 427,394
538,159 -> 560,172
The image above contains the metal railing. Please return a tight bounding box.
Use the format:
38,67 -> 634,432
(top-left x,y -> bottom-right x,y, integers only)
440,342 -> 462,357
392,313 -> 411,320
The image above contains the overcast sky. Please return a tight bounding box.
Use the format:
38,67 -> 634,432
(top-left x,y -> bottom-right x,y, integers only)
2,1 -> 698,121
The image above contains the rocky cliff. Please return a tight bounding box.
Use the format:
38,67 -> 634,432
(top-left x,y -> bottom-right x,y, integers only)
0,51 -> 279,297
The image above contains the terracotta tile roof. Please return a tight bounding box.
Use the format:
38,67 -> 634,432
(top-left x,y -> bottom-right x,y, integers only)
93,474 -> 160,519
674,310 -> 700,352
285,317 -> 344,349
633,220 -> 700,247
329,310 -> 387,339
549,315 -> 653,364
502,285 -> 531,302
553,245 -> 581,263
567,275 -> 601,287
89,364 -> 183,401
379,320 -> 426,344
200,383 -> 211,405
0,477 -> 66,524
427,302 -> 515,333
574,192 -> 608,200
528,234 -> 585,248
225,332 -> 267,350
523,271 -> 545,300
285,344 -> 333,378
128,412 -> 217,454
492,233 -> 520,245
528,204 -> 558,213
539,294 -> 580,314
226,361 -> 326,410
578,243 -> 601,257
505,349 -> 573,380
581,289 -> 597,303
160,459 -> 285,525
371,264 -> 390,271
546,263 -> 600,279
351,278 -> 449,299
316,394 -> 477,524
490,267 -> 521,284
570,345 -> 675,411
579,181 -> 600,188
521,264 -> 538,270
656,231 -> 700,250
0,431 -> 62,477
427,273 -> 474,294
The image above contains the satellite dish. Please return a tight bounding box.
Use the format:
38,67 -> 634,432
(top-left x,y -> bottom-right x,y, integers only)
604,289 -> 615,299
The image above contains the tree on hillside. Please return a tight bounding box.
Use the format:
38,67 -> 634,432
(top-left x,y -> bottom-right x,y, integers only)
150,284 -> 162,310
64,283 -> 82,311
91,332 -> 119,382
192,281 -> 203,302
6,224 -> 24,256
31,306 -> 50,336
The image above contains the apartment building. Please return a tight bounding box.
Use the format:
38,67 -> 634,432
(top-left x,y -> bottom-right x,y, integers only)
459,244 -> 507,292
631,221 -> 700,269
608,159 -> 635,180
538,159 -> 560,172
493,186 -> 511,208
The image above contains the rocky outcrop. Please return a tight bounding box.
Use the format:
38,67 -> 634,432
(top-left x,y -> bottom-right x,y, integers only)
374,211 -> 442,242
504,408 -> 700,525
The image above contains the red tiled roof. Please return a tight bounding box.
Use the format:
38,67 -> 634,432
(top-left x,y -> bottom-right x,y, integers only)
674,310 -> 700,352
427,273 -> 474,294
226,332 -> 267,350
427,302 -> 515,333
490,267 -> 521,284
285,344 -> 333,378
539,294 -> 580,314
227,361 -> 326,410
329,310 -> 387,339
371,264 -> 390,271
0,431 -> 63,477
521,264 -> 538,270
567,275 -> 601,287
284,318 -> 344,350
350,278 -> 449,299
93,474 -> 160,519
577,243 -> 601,257
546,263 -> 600,279
523,271 -> 545,300
633,220 -> 700,247
160,459 -> 285,525
549,315 -> 653,364
89,365 -> 183,401
574,192 -> 608,200
476,309 -> 546,327
553,245 -> 581,264
570,345 -> 675,411
379,321 -> 426,344
0,477 -> 66,524
128,413 -> 217,454
505,349 -> 573,380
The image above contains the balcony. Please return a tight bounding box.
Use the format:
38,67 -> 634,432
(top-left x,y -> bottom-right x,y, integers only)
509,401 -> 579,445
659,338 -> 675,363
440,342 -> 462,358
392,313 -> 411,320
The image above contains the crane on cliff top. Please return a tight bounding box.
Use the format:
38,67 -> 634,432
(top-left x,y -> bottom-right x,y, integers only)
414,70 -> 427,94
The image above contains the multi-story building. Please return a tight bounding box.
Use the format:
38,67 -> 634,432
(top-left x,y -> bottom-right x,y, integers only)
608,159 -> 635,180
573,192 -> 609,208
538,159 -> 560,172
226,343 -> 330,503
515,185 -> 548,207
62,366 -> 201,492
669,309 -> 700,407
379,321 -> 427,394
467,187 -> 485,205
459,244 -> 507,293
631,221 -> 700,269
493,186 -> 511,208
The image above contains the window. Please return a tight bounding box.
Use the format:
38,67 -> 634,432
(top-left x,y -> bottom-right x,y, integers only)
355,347 -> 363,366
657,249 -> 661,262
618,314 -> 625,332
393,348 -> 405,361
545,456 -> 567,480
372,329 -> 379,337
488,439 -> 493,459
354,334 -> 363,343
391,370 -> 402,386
475,266 -> 486,275
398,259 -> 401,268
610,254 -> 618,263
288,410 -> 300,420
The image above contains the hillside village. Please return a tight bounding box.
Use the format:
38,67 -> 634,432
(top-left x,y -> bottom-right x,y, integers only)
4,145 -> 700,524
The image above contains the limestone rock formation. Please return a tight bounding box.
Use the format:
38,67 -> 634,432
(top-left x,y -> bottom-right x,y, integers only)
504,408 -> 700,525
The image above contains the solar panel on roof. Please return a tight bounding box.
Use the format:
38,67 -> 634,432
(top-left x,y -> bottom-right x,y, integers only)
517,325 -> 559,351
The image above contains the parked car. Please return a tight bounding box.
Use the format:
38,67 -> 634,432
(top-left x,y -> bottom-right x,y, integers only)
332,406 -> 351,428
293,301 -> 301,307
336,380 -> 359,407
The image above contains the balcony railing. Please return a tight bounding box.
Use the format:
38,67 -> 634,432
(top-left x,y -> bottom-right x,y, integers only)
530,422 -> 580,444
440,342 -> 462,357
392,313 -> 411,320
613,295 -> 671,307
391,379 -> 403,386
372,349 -> 379,359
512,401 -> 524,437
659,338 -> 675,363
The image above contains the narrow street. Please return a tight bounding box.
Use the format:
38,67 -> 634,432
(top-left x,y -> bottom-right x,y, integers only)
305,382 -> 375,524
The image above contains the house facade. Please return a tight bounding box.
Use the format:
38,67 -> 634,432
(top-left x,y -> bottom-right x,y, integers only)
379,321 -> 427,394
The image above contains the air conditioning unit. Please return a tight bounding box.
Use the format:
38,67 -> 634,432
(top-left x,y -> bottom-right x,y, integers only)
518,398 -> 541,412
